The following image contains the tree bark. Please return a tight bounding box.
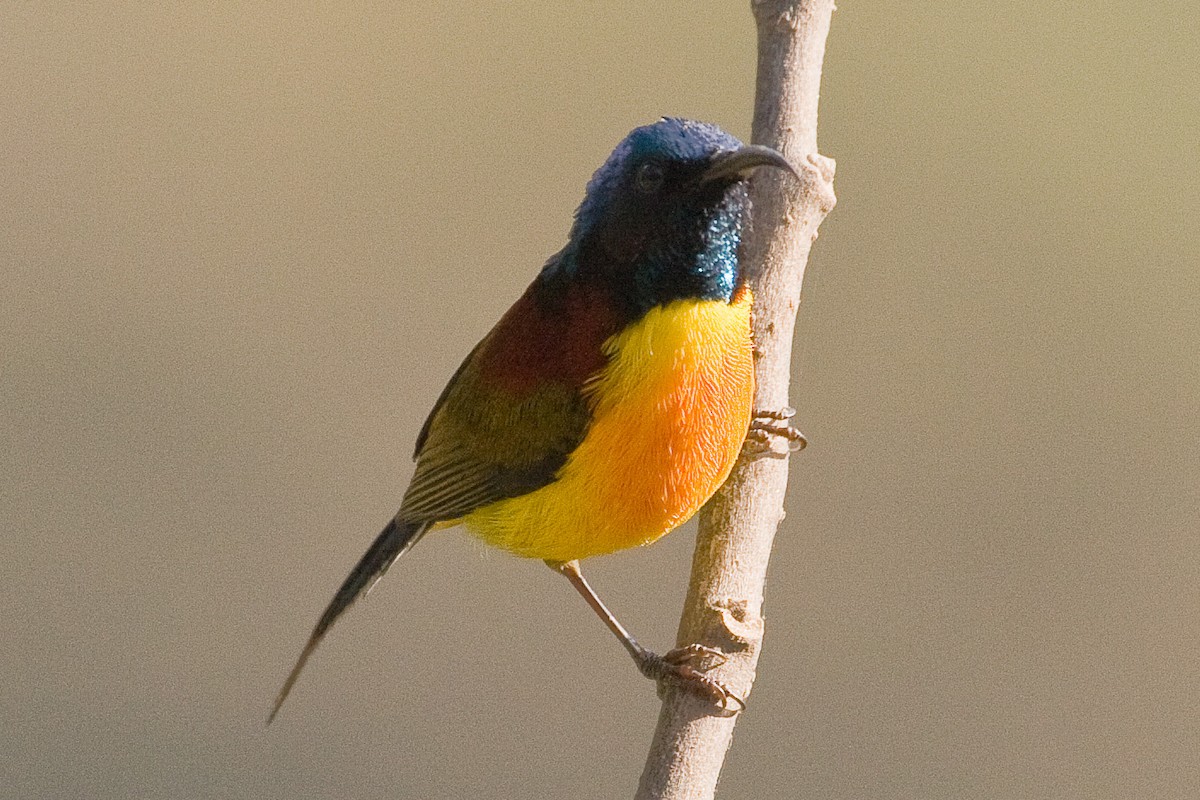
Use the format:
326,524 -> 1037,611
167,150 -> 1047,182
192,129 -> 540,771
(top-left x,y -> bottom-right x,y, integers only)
634,2 -> 837,798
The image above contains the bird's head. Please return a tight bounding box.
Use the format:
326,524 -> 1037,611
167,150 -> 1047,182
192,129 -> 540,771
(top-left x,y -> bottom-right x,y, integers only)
558,118 -> 796,316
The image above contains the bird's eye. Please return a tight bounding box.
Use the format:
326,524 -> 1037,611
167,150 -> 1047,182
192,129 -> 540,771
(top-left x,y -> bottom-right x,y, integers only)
635,162 -> 665,194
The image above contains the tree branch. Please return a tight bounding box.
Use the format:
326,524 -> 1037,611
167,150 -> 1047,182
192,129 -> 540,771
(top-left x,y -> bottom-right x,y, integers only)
635,2 -> 837,798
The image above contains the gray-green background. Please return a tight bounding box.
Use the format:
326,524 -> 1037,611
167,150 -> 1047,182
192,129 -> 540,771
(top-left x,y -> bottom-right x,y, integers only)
4,3 -> 1196,798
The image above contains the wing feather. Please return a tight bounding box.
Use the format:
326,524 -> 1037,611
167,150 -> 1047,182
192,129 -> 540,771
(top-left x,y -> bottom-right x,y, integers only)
398,274 -> 619,523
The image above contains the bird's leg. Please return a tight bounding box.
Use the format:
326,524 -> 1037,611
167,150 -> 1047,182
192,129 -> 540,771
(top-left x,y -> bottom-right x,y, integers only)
744,406 -> 807,458
546,559 -> 744,712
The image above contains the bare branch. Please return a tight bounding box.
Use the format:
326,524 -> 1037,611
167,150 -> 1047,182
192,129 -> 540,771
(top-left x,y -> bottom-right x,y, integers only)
635,2 -> 837,798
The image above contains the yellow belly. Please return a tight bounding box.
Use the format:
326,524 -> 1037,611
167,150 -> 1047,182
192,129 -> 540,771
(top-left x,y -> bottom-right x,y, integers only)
461,288 -> 754,562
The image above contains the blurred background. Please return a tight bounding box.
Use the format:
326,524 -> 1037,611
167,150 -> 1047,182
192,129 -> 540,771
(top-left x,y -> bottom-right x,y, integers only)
3,2 -> 1197,798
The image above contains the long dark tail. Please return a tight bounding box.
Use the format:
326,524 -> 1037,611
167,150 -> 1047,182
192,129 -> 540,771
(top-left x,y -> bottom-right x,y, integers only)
268,517 -> 429,723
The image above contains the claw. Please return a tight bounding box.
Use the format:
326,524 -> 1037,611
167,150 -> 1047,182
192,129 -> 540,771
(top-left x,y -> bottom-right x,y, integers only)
663,643 -> 728,668
745,407 -> 807,458
550,561 -> 746,713
753,406 -> 796,421
634,646 -> 745,713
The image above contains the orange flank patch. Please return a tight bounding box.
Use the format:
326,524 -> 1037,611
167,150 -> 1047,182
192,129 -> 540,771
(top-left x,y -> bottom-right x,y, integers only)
462,287 -> 755,562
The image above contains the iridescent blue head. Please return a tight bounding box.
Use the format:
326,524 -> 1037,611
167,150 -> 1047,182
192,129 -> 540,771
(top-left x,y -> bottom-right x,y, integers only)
549,118 -> 796,318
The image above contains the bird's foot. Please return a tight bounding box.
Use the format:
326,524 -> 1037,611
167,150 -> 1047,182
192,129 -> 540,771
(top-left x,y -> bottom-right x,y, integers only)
633,644 -> 745,712
744,407 -> 807,459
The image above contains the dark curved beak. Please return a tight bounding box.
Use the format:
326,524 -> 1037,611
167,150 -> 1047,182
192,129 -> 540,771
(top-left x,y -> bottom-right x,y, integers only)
700,144 -> 799,184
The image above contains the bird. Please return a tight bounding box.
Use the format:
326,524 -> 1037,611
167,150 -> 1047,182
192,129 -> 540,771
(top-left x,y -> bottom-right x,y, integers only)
269,117 -> 803,723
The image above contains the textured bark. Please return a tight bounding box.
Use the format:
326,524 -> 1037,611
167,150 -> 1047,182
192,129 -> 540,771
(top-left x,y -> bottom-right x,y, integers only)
634,2 -> 837,798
